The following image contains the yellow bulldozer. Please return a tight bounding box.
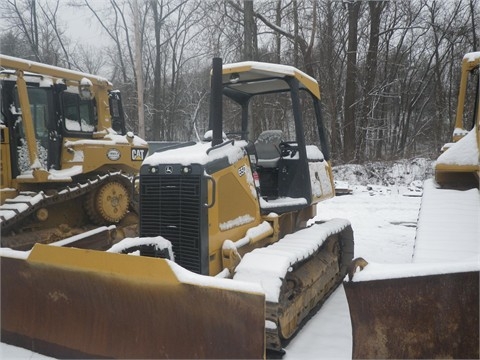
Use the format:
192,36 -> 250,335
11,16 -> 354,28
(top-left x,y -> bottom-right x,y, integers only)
1,58 -> 353,358
344,51 -> 480,359
0,55 -> 148,249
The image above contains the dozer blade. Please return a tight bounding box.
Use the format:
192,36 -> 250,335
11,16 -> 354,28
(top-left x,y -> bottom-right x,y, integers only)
344,262 -> 479,359
1,244 -> 265,359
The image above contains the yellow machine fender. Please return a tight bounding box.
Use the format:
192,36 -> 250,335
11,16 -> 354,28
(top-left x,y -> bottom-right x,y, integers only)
1,244 -> 265,359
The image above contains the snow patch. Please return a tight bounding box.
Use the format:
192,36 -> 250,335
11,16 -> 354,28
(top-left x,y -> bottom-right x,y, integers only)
0,248 -> 30,259
260,197 -> 307,209
306,145 -> 324,161
413,179 -> 480,263
222,221 -> 273,249
167,260 -> 264,295
47,165 -> 83,180
333,158 -> 433,187
234,219 -> 351,302
436,128 -> 479,166
463,51 -> 480,62
219,214 -> 255,231
348,261 -> 479,282
108,236 -> 174,261
144,141 -> 246,167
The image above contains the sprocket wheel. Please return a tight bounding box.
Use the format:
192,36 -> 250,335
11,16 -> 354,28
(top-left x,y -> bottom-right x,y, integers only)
85,180 -> 130,225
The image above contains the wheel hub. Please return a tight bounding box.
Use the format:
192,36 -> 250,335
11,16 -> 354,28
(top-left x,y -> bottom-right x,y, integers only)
89,180 -> 130,224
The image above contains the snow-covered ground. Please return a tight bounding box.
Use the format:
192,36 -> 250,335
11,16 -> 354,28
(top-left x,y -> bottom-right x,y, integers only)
3,158 -> 478,359
285,185 -> 422,359
0,183 -> 422,360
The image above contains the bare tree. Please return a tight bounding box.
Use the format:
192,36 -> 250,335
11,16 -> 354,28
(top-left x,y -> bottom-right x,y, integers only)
3,0 -> 475,157
70,45 -> 108,74
0,0 -> 70,65
243,0 -> 256,60
343,0 -> 361,162
356,1 -> 386,161
133,0 -> 145,138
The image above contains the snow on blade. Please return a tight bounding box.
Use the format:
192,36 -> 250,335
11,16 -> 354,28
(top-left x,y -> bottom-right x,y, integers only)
108,236 -> 175,260
0,248 -> 30,259
348,261 -> 479,282
414,179 -> 480,263
50,226 -> 116,247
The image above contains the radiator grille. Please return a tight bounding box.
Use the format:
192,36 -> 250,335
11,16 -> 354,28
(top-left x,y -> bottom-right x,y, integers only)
140,174 -> 203,274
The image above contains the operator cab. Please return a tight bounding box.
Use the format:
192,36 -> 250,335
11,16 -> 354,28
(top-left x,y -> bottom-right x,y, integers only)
219,62 -> 334,214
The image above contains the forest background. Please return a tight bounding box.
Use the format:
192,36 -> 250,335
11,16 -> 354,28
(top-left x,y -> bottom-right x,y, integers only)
1,0 -> 478,163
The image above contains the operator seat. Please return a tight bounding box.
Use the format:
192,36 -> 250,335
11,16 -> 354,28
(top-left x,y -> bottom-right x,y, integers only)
255,130 -> 283,168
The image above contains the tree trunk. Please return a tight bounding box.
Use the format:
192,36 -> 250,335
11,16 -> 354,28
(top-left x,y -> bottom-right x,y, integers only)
293,0 -> 299,68
152,0 -> 163,140
357,1 -> 384,161
470,0 -> 478,51
133,0 -> 145,139
343,1 -> 360,162
244,0 -> 255,60
32,0 -> 39,60
275,0 -> 282,63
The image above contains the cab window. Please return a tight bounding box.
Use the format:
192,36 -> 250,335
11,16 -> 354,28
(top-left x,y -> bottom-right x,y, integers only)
28,87 -> 49,143
62,92 -> 96,133
12,86 -> 51,171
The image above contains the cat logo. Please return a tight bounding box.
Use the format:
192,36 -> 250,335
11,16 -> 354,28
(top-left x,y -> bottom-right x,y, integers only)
131,148 -> 146,161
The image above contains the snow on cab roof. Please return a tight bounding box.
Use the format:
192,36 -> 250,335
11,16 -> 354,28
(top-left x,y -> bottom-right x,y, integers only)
0,54 -> 112,87
462,51 -> 480,71
221,61 -> 321,99
463,51 -> 480,62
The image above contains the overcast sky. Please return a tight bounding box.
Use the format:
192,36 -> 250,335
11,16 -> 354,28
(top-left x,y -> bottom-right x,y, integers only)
61,2 -> 110,48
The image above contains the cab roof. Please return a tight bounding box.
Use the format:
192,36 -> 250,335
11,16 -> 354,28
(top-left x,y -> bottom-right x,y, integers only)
221,61 -> 320,100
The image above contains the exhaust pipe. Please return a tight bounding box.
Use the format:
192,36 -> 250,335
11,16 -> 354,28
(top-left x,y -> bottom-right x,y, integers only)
209,58 -> 223,146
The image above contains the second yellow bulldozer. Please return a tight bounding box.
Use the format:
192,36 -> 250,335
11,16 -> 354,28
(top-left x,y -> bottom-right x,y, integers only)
0,55 -> 148,250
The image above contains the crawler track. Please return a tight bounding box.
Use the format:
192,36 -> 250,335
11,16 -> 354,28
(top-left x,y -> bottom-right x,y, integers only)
1,172 -> 136,250
234,219 -> 354,352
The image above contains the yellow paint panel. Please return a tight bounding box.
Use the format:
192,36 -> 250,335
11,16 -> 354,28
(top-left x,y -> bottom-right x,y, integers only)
28,244 -> 180,285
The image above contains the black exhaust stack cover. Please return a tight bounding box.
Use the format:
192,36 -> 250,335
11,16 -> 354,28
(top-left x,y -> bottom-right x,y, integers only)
210,58 -> 223,146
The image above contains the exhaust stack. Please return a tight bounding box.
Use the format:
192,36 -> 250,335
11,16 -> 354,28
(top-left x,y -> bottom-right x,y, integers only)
209,58 -> 223,146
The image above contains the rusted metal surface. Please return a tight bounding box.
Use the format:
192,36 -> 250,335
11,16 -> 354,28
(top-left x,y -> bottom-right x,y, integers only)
344,271 -> 479,359
1,246 -> 265,359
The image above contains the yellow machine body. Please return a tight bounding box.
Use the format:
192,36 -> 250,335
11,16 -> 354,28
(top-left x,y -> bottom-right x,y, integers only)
1,58 -> 353,358
138,59 -> 353,352
435,51 -> 480,187
0,55 -> 148,248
